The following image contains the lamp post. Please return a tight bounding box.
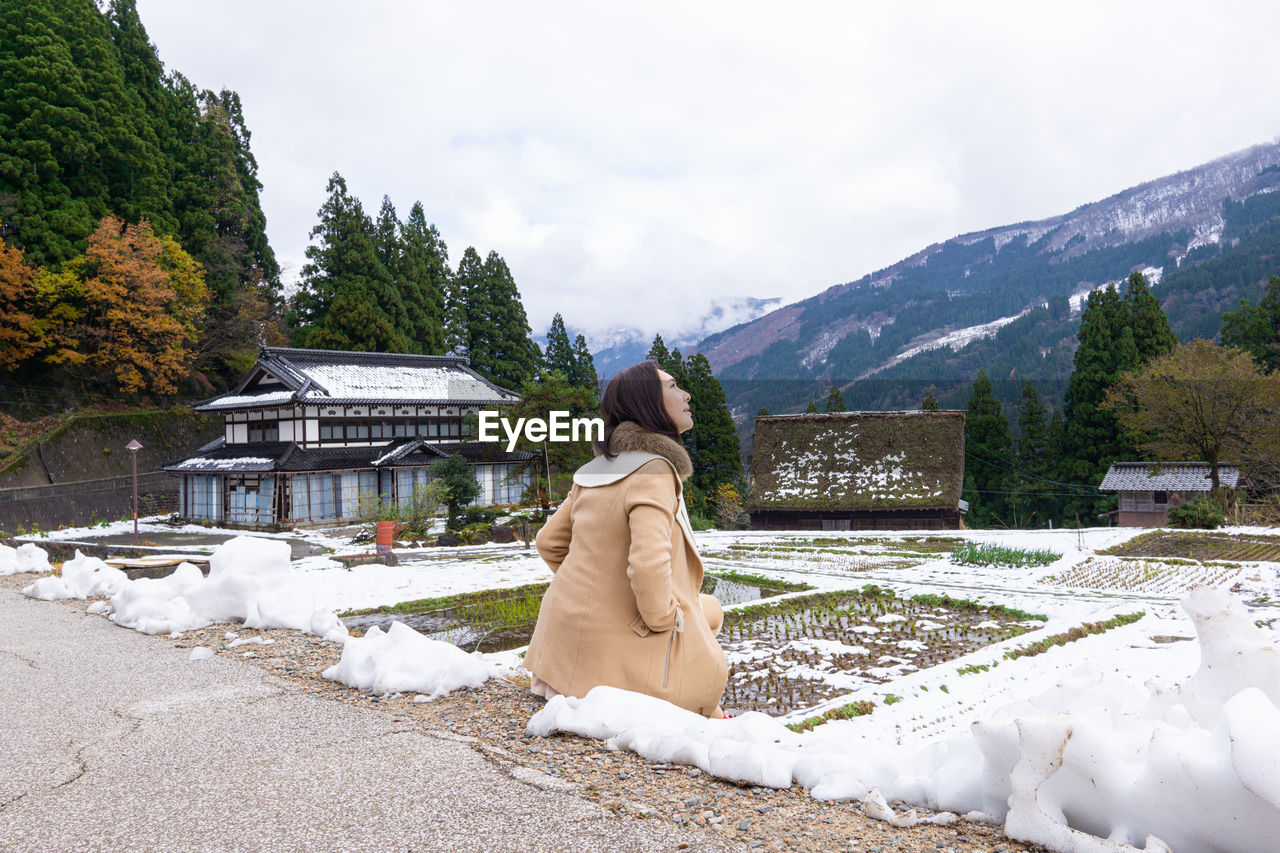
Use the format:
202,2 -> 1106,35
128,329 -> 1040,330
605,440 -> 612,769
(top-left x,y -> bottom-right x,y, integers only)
126,440 -> 142,546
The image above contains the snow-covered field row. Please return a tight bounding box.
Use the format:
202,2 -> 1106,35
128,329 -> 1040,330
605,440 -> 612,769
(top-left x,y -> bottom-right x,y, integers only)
8,518 -> 1280,853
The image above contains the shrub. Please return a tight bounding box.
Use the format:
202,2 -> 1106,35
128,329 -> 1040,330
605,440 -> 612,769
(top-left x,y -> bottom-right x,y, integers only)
682,481 -> 707,516
688,511 -> 716,531
1166,494 -> 1225,529
711,483 -> 747,530
357,481 -> 446,538
464,506 -> 498,526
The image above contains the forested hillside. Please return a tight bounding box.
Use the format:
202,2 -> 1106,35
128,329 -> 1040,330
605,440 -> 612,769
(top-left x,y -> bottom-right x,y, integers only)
0,0 -> 547,409
0,0 -> 279,399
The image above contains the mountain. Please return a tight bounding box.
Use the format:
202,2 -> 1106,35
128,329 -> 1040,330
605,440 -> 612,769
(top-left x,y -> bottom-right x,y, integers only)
696,140 -> 1280,418
587,295 -> 783,380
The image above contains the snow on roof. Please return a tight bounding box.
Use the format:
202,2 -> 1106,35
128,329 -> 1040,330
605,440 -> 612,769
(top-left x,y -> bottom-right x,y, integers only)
198,390 -> 297,411
749,411 -> 965,511
1099,462 -> 1240,492
297,364 -> 509,403
166,456 -> 276,472
196,347 -> 520,411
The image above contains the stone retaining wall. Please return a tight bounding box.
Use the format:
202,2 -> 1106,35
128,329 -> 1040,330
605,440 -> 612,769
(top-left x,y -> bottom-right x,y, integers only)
0,472 -> 176,534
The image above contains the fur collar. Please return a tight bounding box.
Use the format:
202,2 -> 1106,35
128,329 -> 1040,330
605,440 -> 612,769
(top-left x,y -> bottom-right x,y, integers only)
603,421 -> 693,481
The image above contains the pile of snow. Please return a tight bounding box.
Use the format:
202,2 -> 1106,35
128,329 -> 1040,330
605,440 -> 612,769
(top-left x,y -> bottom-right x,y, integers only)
106,537 -> 349,642
529,587 -> 1280,853
0,542 -> 53,575
23,551 -> 127,599
323,621 -> 493,699
20,536 -> 348,643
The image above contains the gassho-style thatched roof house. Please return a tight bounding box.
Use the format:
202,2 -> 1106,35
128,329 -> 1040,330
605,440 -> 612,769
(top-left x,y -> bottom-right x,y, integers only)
748,411 -> 966,530
163,347 -> 535,529
1099,462 -> 1240,527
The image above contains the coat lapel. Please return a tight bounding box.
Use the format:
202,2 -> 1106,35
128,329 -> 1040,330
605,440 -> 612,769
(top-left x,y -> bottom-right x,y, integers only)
573,451 -> 698,548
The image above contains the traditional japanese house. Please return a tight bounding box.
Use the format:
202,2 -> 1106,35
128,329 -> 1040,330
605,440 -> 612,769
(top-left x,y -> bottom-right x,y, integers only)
1098,462 -> 1239,526
748,411 -> 966,530
164,347 -> 534,529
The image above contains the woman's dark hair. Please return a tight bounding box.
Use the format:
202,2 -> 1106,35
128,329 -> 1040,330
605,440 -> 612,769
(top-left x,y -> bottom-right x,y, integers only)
596,360 -> 678,458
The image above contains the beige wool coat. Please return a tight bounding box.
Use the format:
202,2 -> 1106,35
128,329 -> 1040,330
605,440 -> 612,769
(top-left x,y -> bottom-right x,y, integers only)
523,422 -> 728,716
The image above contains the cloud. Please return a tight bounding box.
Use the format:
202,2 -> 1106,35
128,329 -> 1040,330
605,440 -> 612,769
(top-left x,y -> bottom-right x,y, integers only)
138,0 -> 1280,341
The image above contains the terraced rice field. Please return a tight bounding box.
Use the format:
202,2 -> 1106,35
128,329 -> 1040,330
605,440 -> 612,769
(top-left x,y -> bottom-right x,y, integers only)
1040,556 -> 1245,595
1104,531 -> 1280,563
719,588 -> 1039,716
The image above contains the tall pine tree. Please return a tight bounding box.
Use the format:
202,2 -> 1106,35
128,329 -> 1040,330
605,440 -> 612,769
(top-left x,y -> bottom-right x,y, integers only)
963,368 -> 1014,528
1221,275 -> 1280,374
398,202 -> 448,354
1060,273 -> 1176,523
682,353 -> 743,499
288,173 -> 411,353
543,313 -> 575,377
1011,381 -> 1053,528
570,333 -> 599,395
457,249 -> 540,390
823,384 -> 845,412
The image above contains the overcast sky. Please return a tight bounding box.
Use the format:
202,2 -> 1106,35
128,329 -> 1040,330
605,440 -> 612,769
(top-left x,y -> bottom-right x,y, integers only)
136,1 -> 1280,345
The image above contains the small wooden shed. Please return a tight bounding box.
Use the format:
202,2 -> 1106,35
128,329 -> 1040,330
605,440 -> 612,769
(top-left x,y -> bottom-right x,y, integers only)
1098,462 -> 1240,526
748,411 -> 966,530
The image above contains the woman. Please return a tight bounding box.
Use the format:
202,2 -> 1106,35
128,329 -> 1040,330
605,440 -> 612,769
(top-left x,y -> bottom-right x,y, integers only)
523,360 -> 729,718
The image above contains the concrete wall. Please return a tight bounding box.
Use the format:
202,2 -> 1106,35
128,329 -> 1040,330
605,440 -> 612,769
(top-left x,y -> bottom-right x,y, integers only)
0,472 -> 175,534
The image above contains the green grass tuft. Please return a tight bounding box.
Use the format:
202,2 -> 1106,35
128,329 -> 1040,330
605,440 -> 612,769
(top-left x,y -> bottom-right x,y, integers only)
950,542 -> 1061,567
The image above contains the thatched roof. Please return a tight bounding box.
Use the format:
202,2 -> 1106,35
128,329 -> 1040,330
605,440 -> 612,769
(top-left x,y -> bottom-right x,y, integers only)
748,411 -> 965,511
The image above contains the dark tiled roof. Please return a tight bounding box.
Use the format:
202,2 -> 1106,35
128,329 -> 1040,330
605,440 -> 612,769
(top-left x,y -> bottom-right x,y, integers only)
164,439 -> 535,474
436,442 -> 539,464
748,411 -> 966,511
162,442 -> 291,473
1099,462 -> 1240,492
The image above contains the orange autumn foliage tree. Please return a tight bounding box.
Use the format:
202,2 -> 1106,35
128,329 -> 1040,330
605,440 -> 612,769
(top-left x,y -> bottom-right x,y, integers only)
71,216 -> 210,394
0,236 -> 41,370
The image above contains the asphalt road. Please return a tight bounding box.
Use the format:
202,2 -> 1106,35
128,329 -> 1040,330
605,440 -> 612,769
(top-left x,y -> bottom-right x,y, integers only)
0,589 -> 733,853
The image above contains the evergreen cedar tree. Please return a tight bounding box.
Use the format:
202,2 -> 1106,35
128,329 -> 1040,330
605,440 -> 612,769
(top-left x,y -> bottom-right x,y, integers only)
542,313 -> 600,395
1012,381 -> 1054,528
286,175 -> 541,392
1058,271 -> 1177,523
823,384 -> 845,412
646,337 -> 744,513
920,390 -> 940,411
1221,275 -> 1280,374
0,0 -> 278,389
449,247 -> 541,391
1104,340 -> 1280,492
962,368 -> 1014,528
289,173 -> 414,355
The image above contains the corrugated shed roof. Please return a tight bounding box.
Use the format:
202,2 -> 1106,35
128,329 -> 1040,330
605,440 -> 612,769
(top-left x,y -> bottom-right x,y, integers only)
1099,462 -> 1240,492
195,347 -> 521,411
748,411 -> 966,511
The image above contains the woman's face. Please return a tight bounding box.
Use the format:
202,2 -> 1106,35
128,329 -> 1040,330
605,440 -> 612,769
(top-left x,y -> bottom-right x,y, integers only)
658,369 -> 693,434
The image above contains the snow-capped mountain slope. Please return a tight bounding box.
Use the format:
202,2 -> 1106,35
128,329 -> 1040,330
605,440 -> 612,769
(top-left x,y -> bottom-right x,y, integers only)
697,140 -> 1280,385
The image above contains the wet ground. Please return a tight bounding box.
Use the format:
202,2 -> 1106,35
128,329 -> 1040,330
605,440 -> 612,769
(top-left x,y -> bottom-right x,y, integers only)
43,529 -> 332,560
345,576 -> 794,654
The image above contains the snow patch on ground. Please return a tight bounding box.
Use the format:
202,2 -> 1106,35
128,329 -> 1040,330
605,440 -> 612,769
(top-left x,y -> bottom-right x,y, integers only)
322,621 -> 493,699
0,542 -> 54,575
